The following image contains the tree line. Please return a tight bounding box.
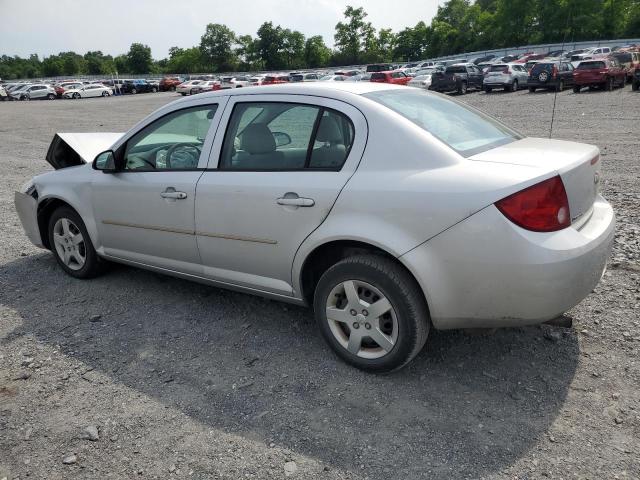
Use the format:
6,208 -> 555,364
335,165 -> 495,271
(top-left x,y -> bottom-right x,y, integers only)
2,0 -> 639,79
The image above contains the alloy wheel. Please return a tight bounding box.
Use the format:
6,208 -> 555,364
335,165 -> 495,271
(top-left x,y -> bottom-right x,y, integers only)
52,218 -> 86,271
325,280 -> 398,359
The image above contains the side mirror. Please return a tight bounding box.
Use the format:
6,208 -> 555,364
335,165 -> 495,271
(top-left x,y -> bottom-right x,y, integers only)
92,150 -> 118,173
272,131 -> 292,148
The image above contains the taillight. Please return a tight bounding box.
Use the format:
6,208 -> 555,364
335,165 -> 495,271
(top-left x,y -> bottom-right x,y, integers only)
495,176 -> 570,232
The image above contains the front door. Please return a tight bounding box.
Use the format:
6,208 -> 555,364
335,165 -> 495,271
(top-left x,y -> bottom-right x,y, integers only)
195,94 -> 367,295
92,103 -> 221,275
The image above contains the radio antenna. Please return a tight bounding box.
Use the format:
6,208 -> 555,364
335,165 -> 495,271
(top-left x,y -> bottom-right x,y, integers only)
549,6 -> 574,138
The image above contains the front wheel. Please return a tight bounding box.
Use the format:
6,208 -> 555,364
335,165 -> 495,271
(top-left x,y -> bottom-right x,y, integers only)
510,79 -> 518,92
47,93 -> 56,100
458,81 -> 467,95
484,86 -> 492,93
131,88 -> 137,94
21,95 -> 29,101
102,91 -> 108,97
152,87 -> 157,93
314,255 -> 429,373
556,80 -> 564,92
528,87 -> 536,93
48,207 -> 105,279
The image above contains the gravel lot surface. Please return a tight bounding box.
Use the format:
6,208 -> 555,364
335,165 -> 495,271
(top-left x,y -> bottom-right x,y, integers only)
1,88 -> 638,480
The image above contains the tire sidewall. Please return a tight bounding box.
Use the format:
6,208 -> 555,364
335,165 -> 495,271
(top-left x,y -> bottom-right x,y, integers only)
313,258 -> 427,372
48,207 -> 101,279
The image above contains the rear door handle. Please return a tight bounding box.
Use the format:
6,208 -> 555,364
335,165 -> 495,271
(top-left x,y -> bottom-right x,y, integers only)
161,190 -> 187,200
277,196 -> 315,207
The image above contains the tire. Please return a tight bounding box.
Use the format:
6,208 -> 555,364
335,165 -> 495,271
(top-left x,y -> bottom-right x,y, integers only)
131,88 -> 137,94
21,95 -> 29,101
152,87 -> 157,93
606,77 -> 614,92
458,81 -> 467,95
484,86 -> 492,93
170,86 -> 176,92
102,91 -> 108,97
528,87 -> 536,93
511,79 -> 518,92
633,81 -> 639,91
47,207 -> 105,279
181,92 -> 187,96
573,85 -> 581,93
47,93 -> 56,100
556,80 -> 564,92
313,254 -> 429,373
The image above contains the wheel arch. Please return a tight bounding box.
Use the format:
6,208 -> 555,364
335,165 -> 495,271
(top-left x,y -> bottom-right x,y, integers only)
36,197 -> 76,249
297,239 -> 428,312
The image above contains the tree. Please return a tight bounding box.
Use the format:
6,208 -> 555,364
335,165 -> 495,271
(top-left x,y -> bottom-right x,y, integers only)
166,47 -> 204,73
282,29 -> 306,68
236,35 -> 261,70
113,54 -> 129,74
334,6 -> 374,64
199,23 -> 237,72
126,43 -> 153,74
304,36 -> 331,68
257,22 -> 286,70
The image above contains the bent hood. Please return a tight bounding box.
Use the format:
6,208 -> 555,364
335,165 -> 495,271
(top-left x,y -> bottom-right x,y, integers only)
46,132 -> 123,169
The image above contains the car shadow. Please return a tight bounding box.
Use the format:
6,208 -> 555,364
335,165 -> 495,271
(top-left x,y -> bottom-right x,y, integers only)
0,253 -> 579,478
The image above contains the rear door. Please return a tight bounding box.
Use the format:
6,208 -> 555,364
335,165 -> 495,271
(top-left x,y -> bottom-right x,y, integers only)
194,94 -> 367,295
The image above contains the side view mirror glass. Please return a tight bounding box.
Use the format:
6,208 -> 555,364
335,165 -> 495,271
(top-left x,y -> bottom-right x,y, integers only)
272,131 -> 292,148
93,150 -> 117,172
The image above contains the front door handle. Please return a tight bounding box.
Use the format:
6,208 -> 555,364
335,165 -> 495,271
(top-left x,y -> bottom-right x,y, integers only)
277,194 -> 315,207
161,189 -> 187,200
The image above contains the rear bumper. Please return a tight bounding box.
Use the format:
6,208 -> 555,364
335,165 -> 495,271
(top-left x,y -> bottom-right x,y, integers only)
401,195 -> 615,329
14,191 -> 45,248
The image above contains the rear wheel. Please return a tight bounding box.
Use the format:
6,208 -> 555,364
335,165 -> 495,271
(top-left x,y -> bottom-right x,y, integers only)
528,87 -> 536,93
47,93 -> 56,100
102,91 -> 108,97
633,80 -> 639,91
21,95 -> 29,101
313,255 -> 429,373
556,80 -> 564,92
573,85 -> 581,93
484,86 -> 492,93
511,79 -> 518,92
72,92 -> 80,99
48,207 -> 105,279
131,88 -> 137,94
458,81 -> 467,95
607,77 -> 614,92
170,85 -> 176,92
152,87 -> 157,93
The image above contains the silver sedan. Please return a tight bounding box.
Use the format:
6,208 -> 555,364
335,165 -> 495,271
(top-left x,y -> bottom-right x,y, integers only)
15,83 -> 614,372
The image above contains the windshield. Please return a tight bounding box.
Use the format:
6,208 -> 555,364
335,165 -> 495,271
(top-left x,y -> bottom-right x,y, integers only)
364,89 -> 522,157
578,61 -> 606,70
612,53 -> 632,63
445,66 -> 466,73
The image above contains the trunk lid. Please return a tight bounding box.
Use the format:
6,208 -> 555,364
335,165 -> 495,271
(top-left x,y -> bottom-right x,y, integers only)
470,137 -> 601,225
46,132 -> 122,169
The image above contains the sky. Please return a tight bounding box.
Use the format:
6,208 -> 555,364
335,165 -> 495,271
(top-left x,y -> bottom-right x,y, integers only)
0,0 -> 445,59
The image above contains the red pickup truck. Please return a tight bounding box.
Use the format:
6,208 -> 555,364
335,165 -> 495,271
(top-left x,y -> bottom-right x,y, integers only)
573,59 -> 626,92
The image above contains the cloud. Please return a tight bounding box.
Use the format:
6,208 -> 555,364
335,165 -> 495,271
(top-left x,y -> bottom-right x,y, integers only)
1,0 -> 444,58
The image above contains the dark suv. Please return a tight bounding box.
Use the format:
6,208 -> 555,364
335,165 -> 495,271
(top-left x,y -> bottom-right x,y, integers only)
429,64 -> 483,94
120,79 -> 157,94
528,62 -> 575,92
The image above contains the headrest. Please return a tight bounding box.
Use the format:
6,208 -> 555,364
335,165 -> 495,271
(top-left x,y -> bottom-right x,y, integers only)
240,124 -> 276,154
316,115 -> 343,143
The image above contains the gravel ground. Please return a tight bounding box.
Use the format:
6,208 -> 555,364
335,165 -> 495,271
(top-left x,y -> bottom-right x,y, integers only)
0,88 -> 638,480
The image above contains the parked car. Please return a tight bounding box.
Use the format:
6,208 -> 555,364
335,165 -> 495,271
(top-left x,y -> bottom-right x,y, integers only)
319,75 -> 347,82
119,79 -> 157,94
632,66 -> 640,91
344,73 -> 372,82
370,71 -> 411,86
527,62 -> 575,92
483,63 -> 529,92
290,73 -> 320,82
0,84 -> 8,101
15,83 -> 614,372
572,59 -> 626,92
262,75 -> 289,85
472,55 -> 496,65
514,53 -> 546,64
159,77 -> 183,91
429,64 -> 484,94
10,84 -> 57,101
249,76 -> 265,86
62,84 -> 113,99
611,50 -> 640,81
176,80 -> 203,96
366,63 -> 393,73
55,82 -> 83,98
407,67 -> 441,89
571,47 -> 612,62
221,76 -> 250,88
194,80 -> 222,93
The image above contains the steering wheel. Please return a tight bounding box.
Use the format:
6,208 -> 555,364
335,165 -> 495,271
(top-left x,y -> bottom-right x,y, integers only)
164,143 -> 202,169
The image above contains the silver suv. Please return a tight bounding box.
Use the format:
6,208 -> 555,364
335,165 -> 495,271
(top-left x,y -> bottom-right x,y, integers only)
483,63 -> 529,92
10,84 -> 57,101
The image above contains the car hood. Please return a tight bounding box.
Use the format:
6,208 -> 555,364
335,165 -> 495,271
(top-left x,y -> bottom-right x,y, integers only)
46,132 -> 123,169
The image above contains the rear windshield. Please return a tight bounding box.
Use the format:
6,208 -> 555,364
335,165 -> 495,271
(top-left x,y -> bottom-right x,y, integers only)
364,89 -> 522,157
445,66 -> 466,73
531,63 -> 554,73
489,65 -> 508,72
370,73 -> 387,80
578,61 -> 606,70
612,53 -> 632,62
290,74 -> 304,82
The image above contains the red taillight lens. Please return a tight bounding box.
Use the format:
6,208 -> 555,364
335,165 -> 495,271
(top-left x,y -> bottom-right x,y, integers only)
552,65 -> 558,77
495,176 -> 571,232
